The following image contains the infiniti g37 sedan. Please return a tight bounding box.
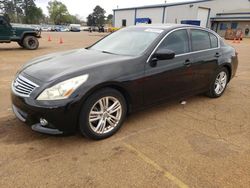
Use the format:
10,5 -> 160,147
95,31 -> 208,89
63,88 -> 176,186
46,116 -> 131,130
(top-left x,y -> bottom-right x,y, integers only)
11,24 -> 238,140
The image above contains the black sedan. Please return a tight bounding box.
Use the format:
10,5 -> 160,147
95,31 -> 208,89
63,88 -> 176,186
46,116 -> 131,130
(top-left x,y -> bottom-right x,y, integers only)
11,24 -> 238,140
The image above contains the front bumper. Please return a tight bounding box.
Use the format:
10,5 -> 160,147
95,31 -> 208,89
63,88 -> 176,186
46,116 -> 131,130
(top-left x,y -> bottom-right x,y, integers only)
11,92 -> 82,135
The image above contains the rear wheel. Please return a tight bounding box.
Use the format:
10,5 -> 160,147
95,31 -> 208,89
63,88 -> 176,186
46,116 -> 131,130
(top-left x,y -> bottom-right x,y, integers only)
23,36 -> 39,50
79,88 -> 127,140
206,67 -> 229,98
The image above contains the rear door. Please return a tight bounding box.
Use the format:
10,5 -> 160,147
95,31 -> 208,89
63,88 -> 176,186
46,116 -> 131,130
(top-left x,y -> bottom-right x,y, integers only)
0,17 -> 11,41
189,29 -> 220,91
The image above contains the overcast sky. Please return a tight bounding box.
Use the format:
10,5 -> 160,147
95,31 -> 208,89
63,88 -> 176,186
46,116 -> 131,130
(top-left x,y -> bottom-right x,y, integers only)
36,0 -> 189,20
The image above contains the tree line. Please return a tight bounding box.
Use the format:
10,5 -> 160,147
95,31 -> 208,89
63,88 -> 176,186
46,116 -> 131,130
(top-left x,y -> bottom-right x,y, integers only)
0,0 -> 44,24
0,0 -> 113,26
87,5 -> 113,27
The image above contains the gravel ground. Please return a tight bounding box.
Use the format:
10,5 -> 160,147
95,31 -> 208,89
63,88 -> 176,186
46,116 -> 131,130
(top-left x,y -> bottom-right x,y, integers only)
0,32 -> 250,188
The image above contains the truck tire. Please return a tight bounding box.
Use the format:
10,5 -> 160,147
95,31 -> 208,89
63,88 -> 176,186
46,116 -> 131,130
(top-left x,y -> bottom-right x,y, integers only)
18,41 -> 24,48
23,36 -> 39,50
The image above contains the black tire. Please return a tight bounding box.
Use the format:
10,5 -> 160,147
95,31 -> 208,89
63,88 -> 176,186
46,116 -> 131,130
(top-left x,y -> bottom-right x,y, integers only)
23,35 -> 39,50
18,41 -> 24,48
206,67 -> 229,98
79,88 -> 127,140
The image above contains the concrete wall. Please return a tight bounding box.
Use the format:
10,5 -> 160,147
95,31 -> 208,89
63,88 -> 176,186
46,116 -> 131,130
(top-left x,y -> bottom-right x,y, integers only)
114,10 -> 135,28
114,0 -> 250,27
165,0 -> 250,27
136,7 -> 164,24
165,4 -> 198,24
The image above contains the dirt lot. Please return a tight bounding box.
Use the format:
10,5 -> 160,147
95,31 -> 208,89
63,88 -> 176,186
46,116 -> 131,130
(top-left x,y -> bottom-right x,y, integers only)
0,32 -> 250,188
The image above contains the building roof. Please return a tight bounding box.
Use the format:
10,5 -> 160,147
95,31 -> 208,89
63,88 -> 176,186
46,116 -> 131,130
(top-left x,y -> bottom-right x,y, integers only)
216,9 -> 250,16
210,17 -> 250,21
211,8 -> 250,21
113,0 -> 212,11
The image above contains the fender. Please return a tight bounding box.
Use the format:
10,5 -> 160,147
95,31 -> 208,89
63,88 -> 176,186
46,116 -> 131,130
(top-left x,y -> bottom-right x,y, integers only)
20,31 -> 41,40
77,81 -> 133,113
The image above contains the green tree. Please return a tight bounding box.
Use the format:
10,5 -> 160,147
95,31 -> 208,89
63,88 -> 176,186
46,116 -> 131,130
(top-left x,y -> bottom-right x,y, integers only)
22,0 -> 44,24
0,0 -> 4,11
0,0 -> 23,23
25,6 -> 44,24
87,14 -> 95,26
47,0 -> 71,25
87,5 -> 106,26
0,0 -> 44,24
106,14 -> 113,25
70,14 -> 81,24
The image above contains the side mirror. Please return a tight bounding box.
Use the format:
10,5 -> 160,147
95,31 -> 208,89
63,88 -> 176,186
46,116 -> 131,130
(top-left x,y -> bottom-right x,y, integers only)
154,49 -> 175,60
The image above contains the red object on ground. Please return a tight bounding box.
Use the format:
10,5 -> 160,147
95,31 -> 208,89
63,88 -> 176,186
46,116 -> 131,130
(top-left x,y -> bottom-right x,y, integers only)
59,37 -> 63,44
48,35 -> 52,42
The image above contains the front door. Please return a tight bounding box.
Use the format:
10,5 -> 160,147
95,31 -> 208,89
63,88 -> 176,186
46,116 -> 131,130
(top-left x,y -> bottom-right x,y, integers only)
0,17 -> 12,41
144,29 -> 194,105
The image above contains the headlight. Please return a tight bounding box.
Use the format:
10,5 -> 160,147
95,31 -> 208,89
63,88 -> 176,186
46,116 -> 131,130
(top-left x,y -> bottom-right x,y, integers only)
37,74 -> 89,100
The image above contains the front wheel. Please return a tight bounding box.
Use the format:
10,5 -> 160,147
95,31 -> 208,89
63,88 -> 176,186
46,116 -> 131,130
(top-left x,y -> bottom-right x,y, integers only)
79,88 -> 127,140
206,67 -> 229,98
18,41 -> 24,48
23,36 -> 39,50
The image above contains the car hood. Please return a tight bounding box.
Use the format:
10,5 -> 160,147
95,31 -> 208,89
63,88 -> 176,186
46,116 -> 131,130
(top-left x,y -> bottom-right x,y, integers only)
12,26 -> 35,32
21,49 -> 133,83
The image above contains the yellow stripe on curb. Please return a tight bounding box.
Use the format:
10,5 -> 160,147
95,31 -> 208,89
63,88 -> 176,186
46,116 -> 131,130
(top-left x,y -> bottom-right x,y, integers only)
123,143 -> 189,188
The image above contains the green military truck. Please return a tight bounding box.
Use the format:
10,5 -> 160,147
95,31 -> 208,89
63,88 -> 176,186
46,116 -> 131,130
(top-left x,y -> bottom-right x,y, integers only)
0,15 -> 41,50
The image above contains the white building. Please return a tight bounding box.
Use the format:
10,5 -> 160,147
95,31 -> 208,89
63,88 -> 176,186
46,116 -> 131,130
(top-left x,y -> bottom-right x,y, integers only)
113,0 -> 250,37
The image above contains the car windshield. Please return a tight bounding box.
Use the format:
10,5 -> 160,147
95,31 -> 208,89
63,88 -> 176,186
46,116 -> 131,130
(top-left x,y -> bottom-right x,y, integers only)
89,28 -> 162,56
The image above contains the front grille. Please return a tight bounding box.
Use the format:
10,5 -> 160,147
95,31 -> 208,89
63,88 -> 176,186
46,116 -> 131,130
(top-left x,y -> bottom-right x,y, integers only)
12,75 -> 39,97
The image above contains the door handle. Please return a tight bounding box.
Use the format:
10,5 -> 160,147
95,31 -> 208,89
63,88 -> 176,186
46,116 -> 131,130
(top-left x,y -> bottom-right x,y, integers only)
215,52 -> 221,58
183,59 -> 191,67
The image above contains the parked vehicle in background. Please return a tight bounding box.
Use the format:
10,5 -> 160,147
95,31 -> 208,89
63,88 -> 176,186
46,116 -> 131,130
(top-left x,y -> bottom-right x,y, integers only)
61,27 -> 70,32
81,26 -> 89,31
0,15 -> 41,50
41,27 -> 50,32
11,24 -> 238,140
98,26 -> 105,33
70,24 -> 81,32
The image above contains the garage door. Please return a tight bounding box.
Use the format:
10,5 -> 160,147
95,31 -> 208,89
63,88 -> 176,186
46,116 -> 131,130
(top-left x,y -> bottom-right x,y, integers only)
197,8 -> 209,28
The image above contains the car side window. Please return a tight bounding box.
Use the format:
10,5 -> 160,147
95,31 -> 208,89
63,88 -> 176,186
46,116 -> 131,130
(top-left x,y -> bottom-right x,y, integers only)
158,29 -> 189,55
191,29 -> 211,51
209,33 -> 218,48
0,19 -> 3,25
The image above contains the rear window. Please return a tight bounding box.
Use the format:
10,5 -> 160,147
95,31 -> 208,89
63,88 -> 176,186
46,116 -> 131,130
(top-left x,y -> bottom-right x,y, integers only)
191,29 -> 211,51
209,33 -> 218,48
220,38 -> 226,47
191,29 -> 219,51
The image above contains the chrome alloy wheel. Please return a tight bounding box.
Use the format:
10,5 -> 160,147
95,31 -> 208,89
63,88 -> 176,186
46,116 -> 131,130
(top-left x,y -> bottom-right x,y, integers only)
214,71 -> 227,95
89,96 -> 122,134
